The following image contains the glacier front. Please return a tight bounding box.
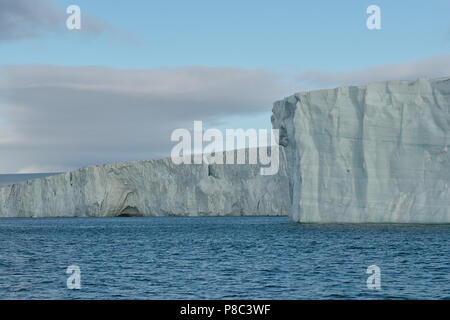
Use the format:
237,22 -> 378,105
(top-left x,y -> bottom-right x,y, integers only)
0,150 -> 289,218
272,77 -> 450,223
1,77 -> 450,223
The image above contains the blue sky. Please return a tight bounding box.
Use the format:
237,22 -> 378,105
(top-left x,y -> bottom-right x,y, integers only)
1,0 -> 449,70
0,0 -> 449,173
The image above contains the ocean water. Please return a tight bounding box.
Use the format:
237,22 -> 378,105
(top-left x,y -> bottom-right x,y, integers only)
0,216 -> 448,300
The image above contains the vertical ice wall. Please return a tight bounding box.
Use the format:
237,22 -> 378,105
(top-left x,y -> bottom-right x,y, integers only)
272,78 -> 450,223
0,149 -> 289,217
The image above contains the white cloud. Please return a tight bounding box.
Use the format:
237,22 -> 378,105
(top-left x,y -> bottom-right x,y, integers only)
296,55 -> 450,89
0,65 -> 290,173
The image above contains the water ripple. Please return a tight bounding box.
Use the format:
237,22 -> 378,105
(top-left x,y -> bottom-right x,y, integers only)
0,217 -> 448,299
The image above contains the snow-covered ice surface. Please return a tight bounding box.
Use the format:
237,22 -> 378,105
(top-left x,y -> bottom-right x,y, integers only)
272,77 -> 450,223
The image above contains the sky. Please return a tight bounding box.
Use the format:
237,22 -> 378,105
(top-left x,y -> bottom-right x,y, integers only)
0,0 -> 449,173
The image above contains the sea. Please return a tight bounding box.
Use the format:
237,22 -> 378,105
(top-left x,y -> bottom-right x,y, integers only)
0,216 -> 448,299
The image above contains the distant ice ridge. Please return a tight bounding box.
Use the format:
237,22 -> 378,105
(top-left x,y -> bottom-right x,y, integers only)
272,77 -> 450,223
0,173 -> 61,188
0,149 -> 290,217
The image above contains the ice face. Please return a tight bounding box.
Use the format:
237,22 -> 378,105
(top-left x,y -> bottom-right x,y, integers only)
0,149 -> 289,217
272,77 -> 450,223
2,77 -> 449,223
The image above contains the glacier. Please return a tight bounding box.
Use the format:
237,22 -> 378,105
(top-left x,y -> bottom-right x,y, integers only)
1,77 -> 449,223
0,150 -> 290,218
272,77 -> 450,223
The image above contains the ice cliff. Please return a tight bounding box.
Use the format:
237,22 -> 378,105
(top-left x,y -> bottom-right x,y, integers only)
272,77 -> 450,223
0,150 -> 289,217
1,77 -> 449,222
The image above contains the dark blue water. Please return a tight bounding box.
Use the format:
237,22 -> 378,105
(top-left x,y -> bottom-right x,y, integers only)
0,217 -> 448,299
